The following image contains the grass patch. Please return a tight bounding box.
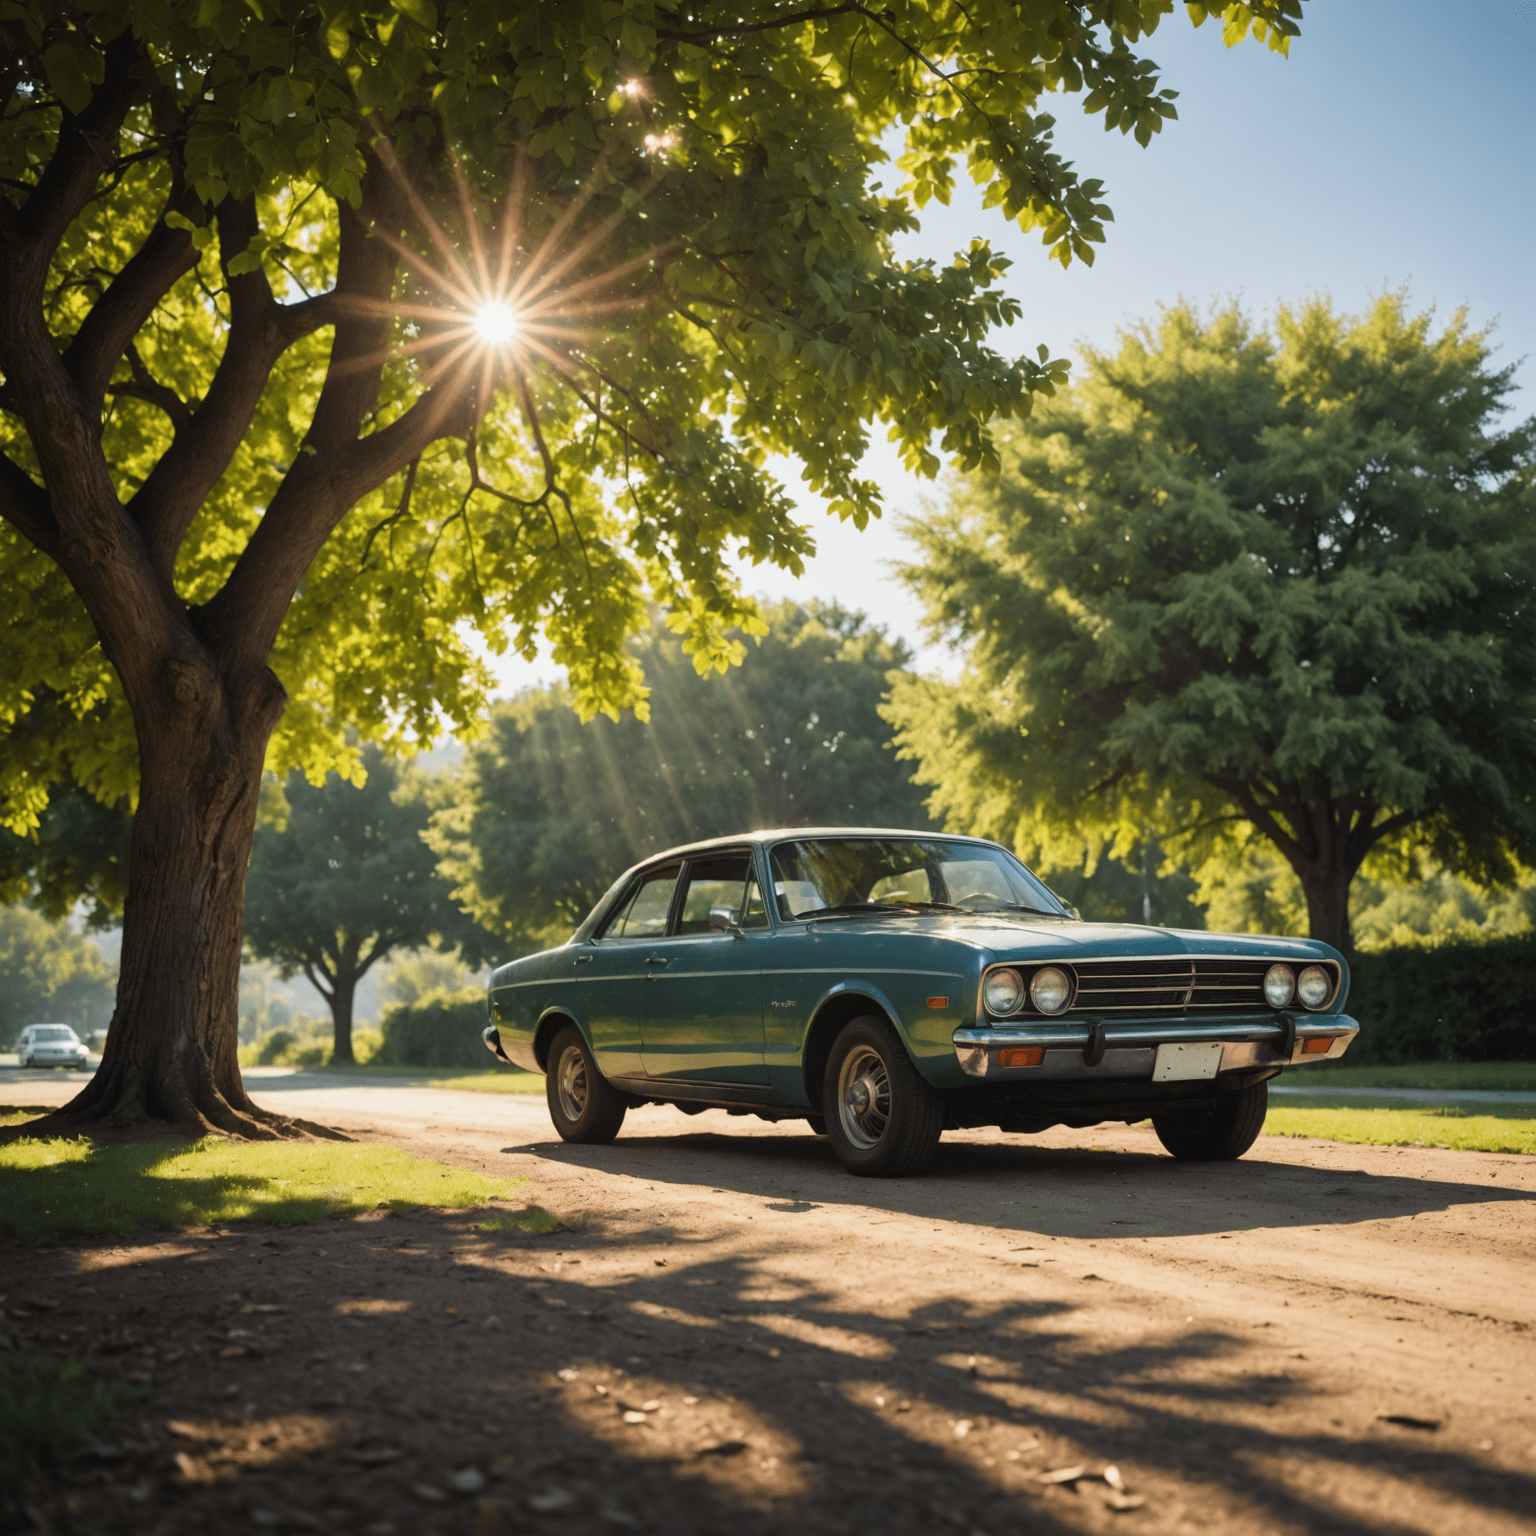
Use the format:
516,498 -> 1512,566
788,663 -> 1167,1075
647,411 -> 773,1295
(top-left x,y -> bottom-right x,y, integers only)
480,1204 -> 568,1234
0,1137 -> 526,1240
1294,1060 -> 1536,1092
1264,1099 -> 1536,1155
432,1071 -> 545,1094
0,1357 -> 145,1476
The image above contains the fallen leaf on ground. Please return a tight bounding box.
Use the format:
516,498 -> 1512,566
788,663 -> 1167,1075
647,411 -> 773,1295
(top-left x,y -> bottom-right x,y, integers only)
1105,1493 -> 1147,1512
1037,1466 -> 1087,1485
1104,1465 -> 1125,1491
527,1489 -> 577,1514
622,1410 -> 647,1425
1377,1414 -> 1442,1431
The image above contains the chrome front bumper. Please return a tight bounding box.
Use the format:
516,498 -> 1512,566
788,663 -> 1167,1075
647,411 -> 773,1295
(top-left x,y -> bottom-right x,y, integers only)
951,1013 -> 1359,1079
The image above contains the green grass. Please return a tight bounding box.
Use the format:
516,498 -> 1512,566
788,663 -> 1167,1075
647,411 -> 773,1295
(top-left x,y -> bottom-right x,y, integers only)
432,1071 -> 545,1094
0,1358 -> 145,1475
0,1136 -> 529,1240
1293,1060 -> 1536,1092
1264,1098 -> 1536,1155
480,1204 -> 568,1234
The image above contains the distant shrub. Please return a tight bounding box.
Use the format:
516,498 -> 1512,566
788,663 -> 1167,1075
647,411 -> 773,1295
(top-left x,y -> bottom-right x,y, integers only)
350,1027 -> 384,1064
1346,936 -> 1536,1063
377,988 -> 489,1068
255,1028 -> 298,1065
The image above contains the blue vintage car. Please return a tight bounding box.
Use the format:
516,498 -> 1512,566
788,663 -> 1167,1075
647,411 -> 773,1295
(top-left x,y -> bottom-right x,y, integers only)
482,830 -> 1358,1176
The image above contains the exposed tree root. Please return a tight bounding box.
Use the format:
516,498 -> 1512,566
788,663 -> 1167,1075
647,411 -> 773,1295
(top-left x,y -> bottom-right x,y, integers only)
0,1093 -> 351,1146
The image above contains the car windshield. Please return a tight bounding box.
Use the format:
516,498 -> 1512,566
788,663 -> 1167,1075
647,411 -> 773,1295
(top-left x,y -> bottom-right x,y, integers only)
37,1026 -> 77,1041
769,838 -> 1066,920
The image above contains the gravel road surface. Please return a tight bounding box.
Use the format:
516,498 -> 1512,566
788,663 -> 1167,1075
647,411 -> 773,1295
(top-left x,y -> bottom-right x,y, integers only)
3,1069 -> 1533,1535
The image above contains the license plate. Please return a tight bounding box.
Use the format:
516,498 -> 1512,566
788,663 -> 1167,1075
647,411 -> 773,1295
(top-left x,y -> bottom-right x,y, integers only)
1152,1042 -> 1224,1082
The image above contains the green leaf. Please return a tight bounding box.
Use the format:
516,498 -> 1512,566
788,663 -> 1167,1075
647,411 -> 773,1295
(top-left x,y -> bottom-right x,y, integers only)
40,40 -> 97,114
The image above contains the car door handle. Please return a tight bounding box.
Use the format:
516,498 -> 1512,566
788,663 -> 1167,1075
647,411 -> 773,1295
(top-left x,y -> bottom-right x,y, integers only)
644,956 -> 669,966
574,954 -> 594,965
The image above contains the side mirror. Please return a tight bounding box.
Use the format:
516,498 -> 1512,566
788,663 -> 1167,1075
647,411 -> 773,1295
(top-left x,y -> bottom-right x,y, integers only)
708,905 -> 743,936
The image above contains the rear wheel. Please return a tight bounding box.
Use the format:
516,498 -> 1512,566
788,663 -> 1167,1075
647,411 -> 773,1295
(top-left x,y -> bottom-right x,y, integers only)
822,1017 -> 943,1177
1152,1081 -> 1268,1161
545,1026 -> 628,1145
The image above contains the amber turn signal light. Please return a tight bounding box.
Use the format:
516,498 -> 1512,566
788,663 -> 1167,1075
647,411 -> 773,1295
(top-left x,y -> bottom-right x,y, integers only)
1301,1036 -> 1336,1055
998,1046 -> 1045,1069
926,996 -> 949,1009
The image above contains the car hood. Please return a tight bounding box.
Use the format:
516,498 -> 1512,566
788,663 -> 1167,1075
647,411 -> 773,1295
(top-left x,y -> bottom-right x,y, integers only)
812,914 -> 1329,963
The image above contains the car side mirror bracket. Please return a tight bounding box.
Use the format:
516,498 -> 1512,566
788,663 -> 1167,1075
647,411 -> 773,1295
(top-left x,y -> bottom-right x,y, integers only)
708,905 -> 745,939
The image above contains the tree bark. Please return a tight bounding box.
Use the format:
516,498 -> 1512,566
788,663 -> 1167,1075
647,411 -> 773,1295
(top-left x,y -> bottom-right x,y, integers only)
328,943 -> 360,1067
35,649 -> 292,1136
1298,861 -> 1353,956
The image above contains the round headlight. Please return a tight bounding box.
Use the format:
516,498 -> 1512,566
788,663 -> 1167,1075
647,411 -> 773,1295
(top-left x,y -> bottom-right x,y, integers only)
983,968 -> 1025,1015
1263,963 -> 1295,1009
1029,966 -> 1072,1015
1297,964 -> 1332,1009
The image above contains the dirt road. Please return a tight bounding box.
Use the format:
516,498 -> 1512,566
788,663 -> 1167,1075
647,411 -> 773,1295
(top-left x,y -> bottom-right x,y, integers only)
4,1072 -> 1534,1535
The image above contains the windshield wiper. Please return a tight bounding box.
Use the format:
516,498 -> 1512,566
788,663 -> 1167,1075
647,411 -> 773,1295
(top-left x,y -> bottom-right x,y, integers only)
799,901 -> 965,920
966,902 -> 1068,917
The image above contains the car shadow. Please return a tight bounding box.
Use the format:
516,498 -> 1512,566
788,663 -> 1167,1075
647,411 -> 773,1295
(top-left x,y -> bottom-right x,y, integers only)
512,1119 -> 1532,1241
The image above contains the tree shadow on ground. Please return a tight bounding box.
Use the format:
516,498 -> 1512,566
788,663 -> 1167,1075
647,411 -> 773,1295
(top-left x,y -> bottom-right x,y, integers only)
512,1118 -> 1531,1241
4,1188 -> 1532,1536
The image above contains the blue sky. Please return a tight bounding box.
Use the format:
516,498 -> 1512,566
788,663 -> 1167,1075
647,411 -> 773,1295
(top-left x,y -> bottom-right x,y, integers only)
499,0 -> 1536,689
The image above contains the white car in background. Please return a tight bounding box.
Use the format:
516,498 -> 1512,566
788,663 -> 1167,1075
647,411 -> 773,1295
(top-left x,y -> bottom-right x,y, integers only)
17,1023 -> 91,1069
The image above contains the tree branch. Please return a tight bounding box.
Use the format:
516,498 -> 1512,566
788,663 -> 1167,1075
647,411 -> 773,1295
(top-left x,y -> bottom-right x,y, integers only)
0,450 -> 59,556
127,197 -> 340,585
105,344 -> 194,431
61,184 -> 200,408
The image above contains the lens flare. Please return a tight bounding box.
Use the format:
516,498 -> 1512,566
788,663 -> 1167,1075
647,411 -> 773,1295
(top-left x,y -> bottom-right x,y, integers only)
475,302 -> 520,345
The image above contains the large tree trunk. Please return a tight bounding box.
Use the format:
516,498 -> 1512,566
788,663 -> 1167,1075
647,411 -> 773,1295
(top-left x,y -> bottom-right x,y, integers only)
38,652 -> 294,1137
328,945 -> 360,1067
1298,863 -> 1353,956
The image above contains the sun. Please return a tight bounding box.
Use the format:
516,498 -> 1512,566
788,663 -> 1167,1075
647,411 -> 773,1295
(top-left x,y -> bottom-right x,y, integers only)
475,302 -> 520,346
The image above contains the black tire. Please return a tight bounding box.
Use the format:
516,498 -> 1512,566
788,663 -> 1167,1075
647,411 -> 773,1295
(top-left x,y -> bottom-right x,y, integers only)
822,1017 -> 943,1177
1152,1081 -> 1268,1161
545,1026 -> 628,1145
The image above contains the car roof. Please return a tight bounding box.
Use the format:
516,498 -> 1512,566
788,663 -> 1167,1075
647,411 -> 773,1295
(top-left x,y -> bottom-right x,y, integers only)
638,827 -> 1002,866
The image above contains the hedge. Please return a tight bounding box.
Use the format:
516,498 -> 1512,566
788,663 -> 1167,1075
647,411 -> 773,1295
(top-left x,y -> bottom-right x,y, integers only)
377,988 -> 491,1069
1345,936 -> 1536,1064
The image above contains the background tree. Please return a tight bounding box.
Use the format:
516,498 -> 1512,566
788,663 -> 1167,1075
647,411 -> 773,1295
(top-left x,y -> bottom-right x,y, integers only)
886,295 -> 1536,954
429,600 -> 935,953
243,746 -> 471,1065
0,0 -> 1299,1133
0,906 -> 116,1047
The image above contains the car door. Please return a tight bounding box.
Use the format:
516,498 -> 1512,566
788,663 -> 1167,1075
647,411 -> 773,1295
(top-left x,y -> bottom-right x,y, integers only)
639,850 -> 770,1085
573,863 -> 682,1082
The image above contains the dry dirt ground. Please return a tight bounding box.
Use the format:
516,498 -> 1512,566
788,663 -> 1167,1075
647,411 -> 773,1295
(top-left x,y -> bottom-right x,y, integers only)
3,1072 -> 1535,1536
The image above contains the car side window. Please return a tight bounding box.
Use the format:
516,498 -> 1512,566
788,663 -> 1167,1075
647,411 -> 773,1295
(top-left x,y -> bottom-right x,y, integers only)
675,853 -> 752,936
740,874 -> 770,929
603,867 -> 680,940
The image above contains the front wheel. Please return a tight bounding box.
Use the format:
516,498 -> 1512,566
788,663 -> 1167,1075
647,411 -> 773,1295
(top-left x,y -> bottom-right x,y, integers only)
1152,1081 -> 1268,1161
822,1017 -> 943,1177
545,1026 -> 628,1145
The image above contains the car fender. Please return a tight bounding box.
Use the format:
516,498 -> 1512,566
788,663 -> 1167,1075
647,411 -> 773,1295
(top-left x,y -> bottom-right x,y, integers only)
793,977 -> 925,1109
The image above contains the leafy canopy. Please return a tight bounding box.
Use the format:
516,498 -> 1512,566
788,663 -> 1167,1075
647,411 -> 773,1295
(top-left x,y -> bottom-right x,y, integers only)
2,0 -> 1301,845
428,600 -> 936,952
886,294 -> 1536,945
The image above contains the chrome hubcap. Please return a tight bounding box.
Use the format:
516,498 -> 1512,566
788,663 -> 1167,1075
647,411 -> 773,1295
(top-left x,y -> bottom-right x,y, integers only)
837,1047 -> 890,1150
557,1047 -> 589,1122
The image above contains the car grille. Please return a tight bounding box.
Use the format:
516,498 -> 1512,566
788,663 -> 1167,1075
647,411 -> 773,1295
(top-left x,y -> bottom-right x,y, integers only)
1068,958 -> 1281,1015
